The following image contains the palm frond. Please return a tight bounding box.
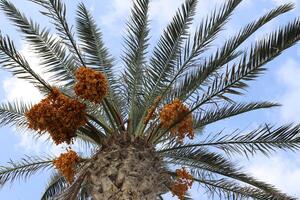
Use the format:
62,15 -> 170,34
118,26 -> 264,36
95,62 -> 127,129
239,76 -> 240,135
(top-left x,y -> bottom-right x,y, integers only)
162,0 -> 243,115
77,121 -> 106,145
175,3 -> 294,100
122,0 -> 150,133
163,147 -> 294,199
168,171 -> 282,200
76,127 -> 99,147
57,165 -> 88,200
41,172 -> 67,200
196,178 -> 289,200
160,124 -> 300,158
155,18 -> 300,141
194,102 -> 279,129
0,0 -> 76,85
176,17 -> 300,125
29,0 -> 85,66
0,101 -> 32,128
76,3 -> 124,118
202,17 -> 300,103
0,155 -> 53,186
176,0 -> 242,77
76,3 -> 114,68
42,170 -> 90,200
145,0 -> 198,101
0,34 -> 51,92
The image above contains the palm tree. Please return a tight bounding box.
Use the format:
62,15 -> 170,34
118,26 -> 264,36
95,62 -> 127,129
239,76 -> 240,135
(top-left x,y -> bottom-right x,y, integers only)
0,0 -> 300,199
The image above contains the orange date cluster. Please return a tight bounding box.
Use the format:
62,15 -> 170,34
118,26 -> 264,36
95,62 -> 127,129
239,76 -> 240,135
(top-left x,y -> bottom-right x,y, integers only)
171,167 -> 194,200
74,67 -> 108,104
25,88 -> 86,145
53,149 -> 80,183
159,99 -> 194,143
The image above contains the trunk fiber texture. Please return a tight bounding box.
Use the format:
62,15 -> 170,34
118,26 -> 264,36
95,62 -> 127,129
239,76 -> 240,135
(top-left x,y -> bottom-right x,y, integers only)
86,135 -> 170,200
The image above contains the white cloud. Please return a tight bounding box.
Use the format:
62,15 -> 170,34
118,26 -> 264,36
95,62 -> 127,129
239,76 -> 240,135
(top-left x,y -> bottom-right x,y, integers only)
2,43 -> 47,103
2,42 -> 90,156
3,78 -> 42,103
150,0 -> 228,29
100,0 -> 230,34
276,59 -> 300,122
100,0 -> 132,27
244,58 -> 300,198
247,154 -> 300,197
15,131 -> 66,155
149,0 -> 182,26
1,43 -> 60,154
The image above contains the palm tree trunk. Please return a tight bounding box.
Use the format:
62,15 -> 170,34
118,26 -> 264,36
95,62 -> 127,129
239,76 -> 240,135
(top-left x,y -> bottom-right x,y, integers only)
86,135 -> 170,200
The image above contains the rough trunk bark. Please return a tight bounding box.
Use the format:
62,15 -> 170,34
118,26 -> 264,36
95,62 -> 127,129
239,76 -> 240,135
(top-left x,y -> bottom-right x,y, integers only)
86,135 -> 170,200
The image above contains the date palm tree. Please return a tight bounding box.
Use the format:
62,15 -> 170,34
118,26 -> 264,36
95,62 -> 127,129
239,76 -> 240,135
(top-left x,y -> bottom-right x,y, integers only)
0,0 -> 300,199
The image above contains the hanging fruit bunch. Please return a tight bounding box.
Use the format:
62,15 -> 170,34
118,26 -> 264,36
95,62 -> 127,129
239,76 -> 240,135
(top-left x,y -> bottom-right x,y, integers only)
74,66 -> 109,104
171,168 -> 194,200
144,98 -> 195,198
25,87 -> 87,145
25,67 -> 109,183
159,98 -> 194,143
53,149 -> 80,183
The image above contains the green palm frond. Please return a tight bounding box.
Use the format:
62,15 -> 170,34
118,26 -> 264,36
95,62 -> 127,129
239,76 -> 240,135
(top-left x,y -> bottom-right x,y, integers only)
195,178 -> 289,200
41,172 -> 67,200
136,0 -> 199,136
0,101 -> 31,128
0,34 -> 51,92
168,171 -> 282,200
175,3 -> 294,101
76,3 -> 124,116
43,171 -> 90,200
194,102 -> 279,130
145,0 -> 198,101
170,0 -> 242,100
0,155 -> 53,186
160,124 -> 300,157
189,17 -> 300,112
163,147 -> 293,199
0,0 -> 76,85
155,17 -> 300,140
57,165 -> 88,200
77,127 -> 103,146
163,0 -> 243,109
178,0 -> 242,68
29,0 -> 85,66
122,0 -> 150,133
76,3 -> 114,68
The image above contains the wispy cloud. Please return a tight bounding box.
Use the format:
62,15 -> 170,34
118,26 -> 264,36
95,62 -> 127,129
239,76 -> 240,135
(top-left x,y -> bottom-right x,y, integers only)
99,0 -> 231,34
1,43 -> 63,154
247,154 -> 300,197
244,54 -> 300,198
100,0 -> 132,27
14,131 -> 66,155
276,58 -> 300,123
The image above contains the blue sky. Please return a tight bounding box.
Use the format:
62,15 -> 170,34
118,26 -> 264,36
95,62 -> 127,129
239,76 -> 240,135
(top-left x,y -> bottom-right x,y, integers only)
0,0 -> 300,199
